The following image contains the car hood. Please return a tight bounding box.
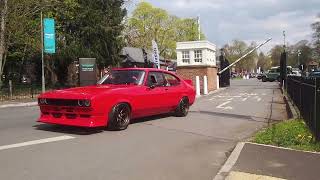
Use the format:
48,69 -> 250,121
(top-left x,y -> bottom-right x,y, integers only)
39,85 -> 133,99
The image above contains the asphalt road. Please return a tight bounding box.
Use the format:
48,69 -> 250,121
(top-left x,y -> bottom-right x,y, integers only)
0,79 -> 287,180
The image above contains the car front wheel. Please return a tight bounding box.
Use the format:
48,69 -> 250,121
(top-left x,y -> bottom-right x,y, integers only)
108,103 -> 131,130
277,76 -> 281,82
175,97 -> 190,117
262,76 -> 267,82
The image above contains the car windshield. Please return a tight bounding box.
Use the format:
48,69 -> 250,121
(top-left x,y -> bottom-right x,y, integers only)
98,70 -> 145,85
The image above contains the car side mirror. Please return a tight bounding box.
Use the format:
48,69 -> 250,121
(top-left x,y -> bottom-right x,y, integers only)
149,84 -> 156,89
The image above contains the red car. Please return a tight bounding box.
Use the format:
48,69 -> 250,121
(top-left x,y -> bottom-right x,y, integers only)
38,68 -> 196,130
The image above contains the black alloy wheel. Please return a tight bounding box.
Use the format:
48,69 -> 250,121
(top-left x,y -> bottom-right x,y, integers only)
262,76 -> 267,82
108,103 -> 131,130
277,76 -> 281,82
175,97 -> 190,117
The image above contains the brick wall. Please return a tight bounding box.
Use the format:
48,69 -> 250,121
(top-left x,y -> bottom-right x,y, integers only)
177,66 -> 218,93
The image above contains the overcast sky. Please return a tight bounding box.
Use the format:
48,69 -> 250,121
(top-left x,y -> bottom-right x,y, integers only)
125,0 -> 320,53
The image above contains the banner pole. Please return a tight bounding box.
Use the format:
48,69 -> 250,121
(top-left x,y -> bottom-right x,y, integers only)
41,11 -> 45,93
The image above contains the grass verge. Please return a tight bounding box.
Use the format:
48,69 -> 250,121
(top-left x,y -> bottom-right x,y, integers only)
253,119 -> 320,152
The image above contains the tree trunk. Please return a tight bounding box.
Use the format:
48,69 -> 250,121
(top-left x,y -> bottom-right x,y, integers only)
45,57 -> 57,86
18,44 -> 28,80
0,0 -> 8,86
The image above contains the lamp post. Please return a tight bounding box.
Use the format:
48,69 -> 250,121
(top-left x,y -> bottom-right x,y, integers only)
40,12 -> 46,93
297,50 -> 301,67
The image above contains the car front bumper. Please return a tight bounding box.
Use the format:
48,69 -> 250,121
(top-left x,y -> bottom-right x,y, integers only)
38,105 -> 107,127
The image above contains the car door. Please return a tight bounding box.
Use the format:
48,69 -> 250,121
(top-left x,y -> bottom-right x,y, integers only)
135,71 -> 169,117
163,72 -> 183,110
268,68 -> 280,80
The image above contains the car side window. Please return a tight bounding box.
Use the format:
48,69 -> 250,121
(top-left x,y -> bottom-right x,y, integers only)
148,72 -> 165,87
163,73 -> 180,87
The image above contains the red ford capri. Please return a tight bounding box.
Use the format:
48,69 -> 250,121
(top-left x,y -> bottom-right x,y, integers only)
38,68 -> 196,130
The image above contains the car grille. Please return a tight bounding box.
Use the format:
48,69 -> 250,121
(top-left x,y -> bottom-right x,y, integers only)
46,99 -> 79,106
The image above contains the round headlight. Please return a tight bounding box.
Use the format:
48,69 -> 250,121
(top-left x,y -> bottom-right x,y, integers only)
84,100 -> 91,107
39,98 -> 47,105
78,100 -> 84,107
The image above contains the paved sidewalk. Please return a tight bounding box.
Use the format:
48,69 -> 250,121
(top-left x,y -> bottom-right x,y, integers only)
0,99 -> 37,108
224,143 -> 320,180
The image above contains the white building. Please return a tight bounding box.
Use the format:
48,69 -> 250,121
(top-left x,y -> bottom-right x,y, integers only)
176,41 -> 216,67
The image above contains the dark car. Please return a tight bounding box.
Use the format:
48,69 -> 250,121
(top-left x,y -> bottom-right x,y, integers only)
309,71 -> 320,78
261,66 -> 293,82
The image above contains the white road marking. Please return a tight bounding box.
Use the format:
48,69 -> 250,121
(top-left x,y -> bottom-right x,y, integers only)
254,96 -> 262,102
242,98 -> 248,101
210,95 -> 241,100
0,135 -> 75,151
226,98 -> 233,101
240,93 -> 257,96
216,101 -> 233,110
217,101 -> 230,108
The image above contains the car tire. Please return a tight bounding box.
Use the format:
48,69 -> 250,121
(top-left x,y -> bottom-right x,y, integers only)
175,97 -> 190,117
108,103 -> 131,130
277,76 -> 281,82
262,76 -> 267,82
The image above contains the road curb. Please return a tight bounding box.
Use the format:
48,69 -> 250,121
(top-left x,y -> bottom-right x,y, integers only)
0,102 -> 38,109
213,142 -> 245,180
245,142 -> 320,155
282,93 -> 299,119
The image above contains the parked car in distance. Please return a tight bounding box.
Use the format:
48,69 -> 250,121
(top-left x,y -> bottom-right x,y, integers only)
289,68 -> 302,77
37,68 -> 196,130
261,66 -> 292,82
249,73 -> 256,78
261,67 -> 280,82
309,70 -> 320,78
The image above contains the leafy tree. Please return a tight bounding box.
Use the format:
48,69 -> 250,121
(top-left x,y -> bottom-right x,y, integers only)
1,0 -> 45,85
125,2 -> 205,59
257,52 -> 271,72
43,0 -> 126,86
1,0 -> 127,87
223,40 -> 258,72
0,0 -> 8,86
269,45 -> 283,67
287,40 -> 313,67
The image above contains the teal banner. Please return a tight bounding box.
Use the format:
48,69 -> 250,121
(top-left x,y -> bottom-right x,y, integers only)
43,18 -> 55,54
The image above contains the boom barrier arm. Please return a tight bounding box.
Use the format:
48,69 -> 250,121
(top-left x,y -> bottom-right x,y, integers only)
218,38 -> 272,75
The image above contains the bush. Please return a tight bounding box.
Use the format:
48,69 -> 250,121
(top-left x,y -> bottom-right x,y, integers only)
253,119 -> 320,152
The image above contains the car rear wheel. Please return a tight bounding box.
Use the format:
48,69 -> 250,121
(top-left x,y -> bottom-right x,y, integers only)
262,76 -> 267,82
108,103 -> 131,130
175,97 -> 189,117
277,76 -> 281,82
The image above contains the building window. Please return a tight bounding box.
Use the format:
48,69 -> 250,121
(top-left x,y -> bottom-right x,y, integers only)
194,50 -> 202,63
182,51 -> 190,63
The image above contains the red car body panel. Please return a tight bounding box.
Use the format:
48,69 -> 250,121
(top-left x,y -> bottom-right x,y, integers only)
37,68 -> 196,127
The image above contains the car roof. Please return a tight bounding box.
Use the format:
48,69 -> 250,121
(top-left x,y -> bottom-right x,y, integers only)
111,68 -> 171,73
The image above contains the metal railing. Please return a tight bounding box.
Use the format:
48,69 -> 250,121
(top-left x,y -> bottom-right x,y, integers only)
0,83 -> 42,101
287,76 -> 320,140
